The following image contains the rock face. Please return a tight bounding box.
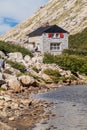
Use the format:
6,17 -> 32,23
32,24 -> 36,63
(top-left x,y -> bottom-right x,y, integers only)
0,0 -> 87,42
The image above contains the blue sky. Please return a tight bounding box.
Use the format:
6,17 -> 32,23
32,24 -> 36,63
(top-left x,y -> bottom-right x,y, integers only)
0,0 -> 49,35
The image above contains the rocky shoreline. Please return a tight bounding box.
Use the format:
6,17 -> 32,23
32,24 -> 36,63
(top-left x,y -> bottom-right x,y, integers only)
0,82 -> 87,130
0,51 -> 87,130
0,84 -> 56,130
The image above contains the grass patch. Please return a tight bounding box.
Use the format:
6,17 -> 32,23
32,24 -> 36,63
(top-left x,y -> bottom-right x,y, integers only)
0,88 -> 6,91
69,27 -> 87,51
63,49 -> 87,56
44,69 -> 61,83
29,73 -> 46,83
43,53 -> 87,75
32,66 -> 39,73
6,60 -> 26,73
4,69 -> 13,74
0,41 -> 33,57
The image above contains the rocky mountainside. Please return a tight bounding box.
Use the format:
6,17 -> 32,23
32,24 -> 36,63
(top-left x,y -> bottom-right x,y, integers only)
0,0 -> 87,42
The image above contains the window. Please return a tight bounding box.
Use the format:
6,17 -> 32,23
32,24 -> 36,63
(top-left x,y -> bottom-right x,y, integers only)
50,43 -> 60,50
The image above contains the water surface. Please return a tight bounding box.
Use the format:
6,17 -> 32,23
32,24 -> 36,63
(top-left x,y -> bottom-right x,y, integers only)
33,85 -> 87,130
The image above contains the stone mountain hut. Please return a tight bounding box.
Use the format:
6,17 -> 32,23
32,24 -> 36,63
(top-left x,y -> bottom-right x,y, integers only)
27,24 -> 68,54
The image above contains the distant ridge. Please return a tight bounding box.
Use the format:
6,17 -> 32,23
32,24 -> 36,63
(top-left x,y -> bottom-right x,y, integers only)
0,0 -> 87,42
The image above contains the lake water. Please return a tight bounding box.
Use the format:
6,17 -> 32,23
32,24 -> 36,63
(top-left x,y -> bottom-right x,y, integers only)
32,85 -> 87,130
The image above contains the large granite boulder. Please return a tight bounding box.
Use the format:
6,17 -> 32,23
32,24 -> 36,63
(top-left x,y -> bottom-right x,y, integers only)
19,75 -> 35,86
19,75 -> 39,87
4,74 -> 22,92
8,52 -> 23,62
24,55 -> 31,63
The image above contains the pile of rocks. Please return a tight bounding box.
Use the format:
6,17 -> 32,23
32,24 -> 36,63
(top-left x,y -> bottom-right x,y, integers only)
0,51 -> 87,92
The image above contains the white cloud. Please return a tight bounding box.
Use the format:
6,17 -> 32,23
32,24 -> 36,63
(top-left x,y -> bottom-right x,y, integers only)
0,0 -> 48,34
0,0 -> 48,22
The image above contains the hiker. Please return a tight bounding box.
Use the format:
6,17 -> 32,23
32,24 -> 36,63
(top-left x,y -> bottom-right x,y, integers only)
34,46 -> 38,52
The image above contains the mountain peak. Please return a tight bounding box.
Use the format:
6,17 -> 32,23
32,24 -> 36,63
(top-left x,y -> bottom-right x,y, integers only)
0,0 -> 87,42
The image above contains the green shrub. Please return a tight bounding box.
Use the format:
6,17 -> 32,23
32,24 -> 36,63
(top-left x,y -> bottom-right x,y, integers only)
0,41 -> 33,57
32,66 -> 39,73
44,69 -> 61,77
0,88 -> 6,91
69,75 -> 77,80
6,60 -> 26,73
63,49 -> 87,56
4,69 -> 13,74
69,27 -> 87,50
43,53 -> 55,64
44,69 -> 61,83
43,53 -> 87,75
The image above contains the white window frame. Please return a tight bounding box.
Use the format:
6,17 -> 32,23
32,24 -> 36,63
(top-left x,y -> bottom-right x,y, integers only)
50,43 -> 61,51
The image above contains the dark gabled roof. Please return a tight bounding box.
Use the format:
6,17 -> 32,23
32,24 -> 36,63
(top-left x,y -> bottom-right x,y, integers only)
27,25 -> 68,37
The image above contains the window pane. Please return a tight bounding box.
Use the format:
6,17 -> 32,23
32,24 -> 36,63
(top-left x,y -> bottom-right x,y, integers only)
50,43 -> 60,50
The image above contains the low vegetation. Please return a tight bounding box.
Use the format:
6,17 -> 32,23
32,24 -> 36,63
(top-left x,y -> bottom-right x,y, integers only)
63,49 -> 87,56
0,41 -> 33,57
44,68 -> 77,83
6,60 -> 26,73
69,27 -> 87,50
4,69 -> 13,74
0,88 -> 6,91
44,69 -> 61,83
32,66 -> 39,73
63,28 -> 87,56
43,53 -> 87,75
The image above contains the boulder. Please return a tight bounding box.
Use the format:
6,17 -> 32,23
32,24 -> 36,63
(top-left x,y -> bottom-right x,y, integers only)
1,84 -> 8,90
18,75 -> 39,87
0,51 -> 5,58
19,75 -> 35,86
8,79 -> 22,92
5,64 -> 21,75
8,52 -> 23,62
5,75 -> 22,92
34,62 -> 42,71
31,57 -> 37,63
24,55 -> 31,63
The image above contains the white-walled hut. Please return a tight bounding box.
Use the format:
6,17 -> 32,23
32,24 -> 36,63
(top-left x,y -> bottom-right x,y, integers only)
27,24 -> 69,54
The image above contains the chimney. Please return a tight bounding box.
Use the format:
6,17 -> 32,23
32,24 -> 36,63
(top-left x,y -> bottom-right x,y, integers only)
41,22 -> 50,27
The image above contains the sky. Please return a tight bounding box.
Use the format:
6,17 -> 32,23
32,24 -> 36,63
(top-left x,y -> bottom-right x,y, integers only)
0,0 -> 49,35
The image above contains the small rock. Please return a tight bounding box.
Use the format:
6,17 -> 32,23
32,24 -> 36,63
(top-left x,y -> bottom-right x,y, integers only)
9,117 -> 15,121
